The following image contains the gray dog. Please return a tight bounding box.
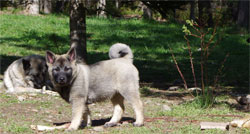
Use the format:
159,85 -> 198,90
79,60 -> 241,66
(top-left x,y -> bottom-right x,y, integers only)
1,55 -> 47,93
46,43 -> 144,130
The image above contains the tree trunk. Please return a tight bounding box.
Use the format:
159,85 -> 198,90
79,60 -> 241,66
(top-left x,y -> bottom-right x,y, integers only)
70,0 -> 87,63
190,0 -> 195,20
142,2 -> 152,19
237,1 -> 249,28
27,0 -> 40,15
115,0 -> 120,9
44,0 -> 52,14
97,0 -> 106,17
39,0 -> 43,13
198,0 -> 213,27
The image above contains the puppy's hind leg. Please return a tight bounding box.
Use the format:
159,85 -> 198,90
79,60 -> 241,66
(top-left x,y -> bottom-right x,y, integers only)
120,87 -> 144,127
104,94 -> 124,127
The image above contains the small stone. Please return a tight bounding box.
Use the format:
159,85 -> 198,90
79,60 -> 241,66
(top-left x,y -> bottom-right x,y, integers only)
168,86 -> 180,91
144,100 -> 151,104
17,96 -> 26,101
31,109 -> 38,112
44,119 -> 53,123
122,121 -> 129,125
188,87 -> 202,92
162,105 -> 171,111
48,115 -> 53,119
29,93 -> 37,97
93,126 -> 104,132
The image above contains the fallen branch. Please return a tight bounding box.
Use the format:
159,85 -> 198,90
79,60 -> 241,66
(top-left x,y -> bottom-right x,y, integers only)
30,123 -> 70,131
200,122 -> 229,130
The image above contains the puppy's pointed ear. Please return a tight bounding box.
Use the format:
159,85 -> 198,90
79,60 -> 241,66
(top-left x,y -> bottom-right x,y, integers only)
22,58 -> 30,71
46,51 -> 56,64
67,47 -> 76,62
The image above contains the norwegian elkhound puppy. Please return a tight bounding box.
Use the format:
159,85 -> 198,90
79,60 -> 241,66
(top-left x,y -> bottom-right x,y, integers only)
1,55 -> 47,93
46,43 -> 144,130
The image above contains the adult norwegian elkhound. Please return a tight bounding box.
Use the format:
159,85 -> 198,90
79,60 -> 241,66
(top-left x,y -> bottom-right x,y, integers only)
1,55 -> 47,93
46,43 -> 144,130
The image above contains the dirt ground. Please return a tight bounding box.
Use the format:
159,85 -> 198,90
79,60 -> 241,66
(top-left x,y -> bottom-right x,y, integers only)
0,87 -> 249,134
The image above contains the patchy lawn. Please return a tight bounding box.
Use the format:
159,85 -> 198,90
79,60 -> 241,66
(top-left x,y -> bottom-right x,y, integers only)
0,87 -> 249,134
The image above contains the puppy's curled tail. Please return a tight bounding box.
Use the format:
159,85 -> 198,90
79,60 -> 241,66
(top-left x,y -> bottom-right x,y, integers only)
109,43 -> 133,62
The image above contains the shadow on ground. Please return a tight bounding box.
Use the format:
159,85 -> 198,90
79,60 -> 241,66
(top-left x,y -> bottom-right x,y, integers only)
53,117 -> 135,128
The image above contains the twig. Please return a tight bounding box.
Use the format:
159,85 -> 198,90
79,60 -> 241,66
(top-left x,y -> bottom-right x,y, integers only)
200,34 -> 205,95
184,35 -> 197,87
189,33 -> 201,39
214,53 -> 230,88
169,47 -> 188,90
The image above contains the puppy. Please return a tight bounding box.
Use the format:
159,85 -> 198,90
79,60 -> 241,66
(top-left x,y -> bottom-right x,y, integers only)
46,43 -> 144,130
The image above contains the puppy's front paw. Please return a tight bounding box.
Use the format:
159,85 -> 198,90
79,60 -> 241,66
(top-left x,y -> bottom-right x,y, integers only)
133,122 -> 144,127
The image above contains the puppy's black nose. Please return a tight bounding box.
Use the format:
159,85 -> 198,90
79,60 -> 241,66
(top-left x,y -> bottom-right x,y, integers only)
59,77 -> 65,81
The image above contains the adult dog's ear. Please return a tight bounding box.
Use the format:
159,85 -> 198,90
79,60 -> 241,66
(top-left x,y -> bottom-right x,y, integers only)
22,58 -> 30,71
46,51 -> 56,64
67,47 -> 76,62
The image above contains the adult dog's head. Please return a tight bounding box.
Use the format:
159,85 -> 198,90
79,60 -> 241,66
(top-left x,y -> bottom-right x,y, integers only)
46,48 -> 77,87
22,55 -> 47,89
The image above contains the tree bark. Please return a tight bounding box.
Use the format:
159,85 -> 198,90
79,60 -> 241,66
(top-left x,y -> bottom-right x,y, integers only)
190,0 -> 195,20
39,0 -> 43,13
198,0 -> 213,27
142,2 -> 152,19
44,0 -> 52,14
97,0 -> 106,17
237,0 -> 249,28
27,0 -> 40,15
115,0 -> 120,9
70,0 -> 87,63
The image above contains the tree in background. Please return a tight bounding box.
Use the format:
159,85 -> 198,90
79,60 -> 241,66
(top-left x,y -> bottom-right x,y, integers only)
198,0 -> 213,27
70,0 -> 87,62
26,0 -> 39,15
97,0 -> 106,17
189,0 -> 195,20
141,2 -> 152,19
141,1 -> 189,20
237,0 -> 249,28
44,0 -> 52,14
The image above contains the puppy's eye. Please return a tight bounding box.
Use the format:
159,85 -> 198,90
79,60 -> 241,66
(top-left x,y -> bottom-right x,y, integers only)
64,66 -> 71,71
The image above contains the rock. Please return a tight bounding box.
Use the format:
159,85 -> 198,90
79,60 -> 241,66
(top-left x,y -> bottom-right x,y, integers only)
29,93 -> 37,97
93,126 -> 104,132
168,86 -> 180,91
44,119 -> 53,123
122,121 -> 129,125
31,109 -> 38,112
17,96 -> 26,101
188,87 -> 202,92
162,105 -> 171,111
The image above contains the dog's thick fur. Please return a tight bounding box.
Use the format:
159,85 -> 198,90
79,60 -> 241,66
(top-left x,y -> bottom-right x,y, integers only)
1,55 -> 47,93
46,43 -> 144,130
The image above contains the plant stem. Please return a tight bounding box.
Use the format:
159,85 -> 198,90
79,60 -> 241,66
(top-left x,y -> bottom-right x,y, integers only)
169,47 -> 188,90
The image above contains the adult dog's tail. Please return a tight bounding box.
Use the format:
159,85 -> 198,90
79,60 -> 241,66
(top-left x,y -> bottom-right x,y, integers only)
109,43 -> 133,62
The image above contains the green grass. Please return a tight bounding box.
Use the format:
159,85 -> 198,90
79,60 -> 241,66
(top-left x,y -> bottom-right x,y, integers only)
1,14 -> 248,88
